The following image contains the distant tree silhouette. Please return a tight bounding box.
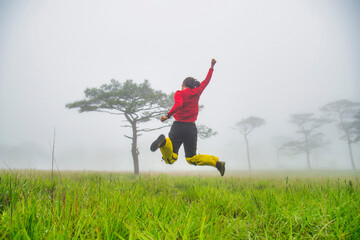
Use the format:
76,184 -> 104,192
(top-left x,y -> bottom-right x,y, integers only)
234,116 -> 265,172
320,100 -> 360,170
283,113 -> 328,170
353,111 -> 360,143
197,124 -> 217,139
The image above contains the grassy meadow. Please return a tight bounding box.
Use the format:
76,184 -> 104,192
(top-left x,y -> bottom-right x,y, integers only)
0,170 -> 359,239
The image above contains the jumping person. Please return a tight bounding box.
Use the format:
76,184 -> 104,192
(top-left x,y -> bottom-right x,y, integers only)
150,59 -> 225,176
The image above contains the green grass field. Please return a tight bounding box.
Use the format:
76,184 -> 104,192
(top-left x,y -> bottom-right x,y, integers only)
0,170 -> 359,239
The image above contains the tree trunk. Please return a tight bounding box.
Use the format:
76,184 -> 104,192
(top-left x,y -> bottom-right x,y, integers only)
341,120 -> 356,170
305,136 -> 311,170
347,140 -> 356,170
131,121 -> 139,175
244,135 -> 251,172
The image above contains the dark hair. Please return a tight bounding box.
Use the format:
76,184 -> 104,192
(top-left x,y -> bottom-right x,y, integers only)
183,77 -> 200,89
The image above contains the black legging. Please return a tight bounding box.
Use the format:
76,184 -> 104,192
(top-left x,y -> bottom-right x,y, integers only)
168,121 -> 197,158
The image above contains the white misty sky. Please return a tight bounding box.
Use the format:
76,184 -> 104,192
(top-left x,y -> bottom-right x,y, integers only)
0,0 -> 359,172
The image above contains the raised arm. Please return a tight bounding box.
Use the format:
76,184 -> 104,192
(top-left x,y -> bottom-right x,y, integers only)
195,58 -> 217,95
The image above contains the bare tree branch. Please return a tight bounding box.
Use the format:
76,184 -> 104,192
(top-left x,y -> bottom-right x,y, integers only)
138,125 -> 170,133
124,135 -> 133,139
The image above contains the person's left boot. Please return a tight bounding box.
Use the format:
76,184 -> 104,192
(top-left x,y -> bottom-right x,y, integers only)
216,161 -> 225,176
150,134 -> 166,152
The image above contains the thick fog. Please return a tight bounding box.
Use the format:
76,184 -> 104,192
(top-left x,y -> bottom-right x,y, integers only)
1,0 -> 359,173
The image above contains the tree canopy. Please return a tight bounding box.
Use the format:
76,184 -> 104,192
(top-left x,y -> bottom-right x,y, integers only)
235,116 -> 266,136
66,79 -> 171,121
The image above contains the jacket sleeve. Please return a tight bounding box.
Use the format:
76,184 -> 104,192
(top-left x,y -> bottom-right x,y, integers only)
167,91 -> 183,117
195,68 -> 214,95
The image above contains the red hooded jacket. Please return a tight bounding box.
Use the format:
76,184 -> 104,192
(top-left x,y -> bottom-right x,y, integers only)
167,68 -> 214,122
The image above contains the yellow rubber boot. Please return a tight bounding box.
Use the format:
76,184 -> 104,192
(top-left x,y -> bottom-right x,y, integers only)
160,138 -> 178,164
185,154 -> 219,167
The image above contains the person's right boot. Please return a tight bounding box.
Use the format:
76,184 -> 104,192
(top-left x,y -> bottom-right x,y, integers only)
216,161 -> 225,176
